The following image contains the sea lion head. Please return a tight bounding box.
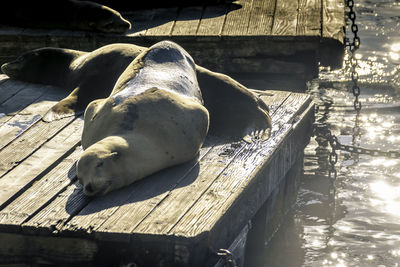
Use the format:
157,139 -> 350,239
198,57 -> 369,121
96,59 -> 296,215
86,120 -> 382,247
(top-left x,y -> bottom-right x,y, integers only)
78,3 -> 131,33
1,47 -> 76,86
77,136 -> 128,196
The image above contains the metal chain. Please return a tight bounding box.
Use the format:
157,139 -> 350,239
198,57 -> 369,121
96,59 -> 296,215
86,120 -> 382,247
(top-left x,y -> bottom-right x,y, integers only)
314,124 -> 338,180
313,1 -> 400,180
216,249 -> 238,267
335,142 -> 400,158
345,0 -> 362,111
315,123 -> 400,180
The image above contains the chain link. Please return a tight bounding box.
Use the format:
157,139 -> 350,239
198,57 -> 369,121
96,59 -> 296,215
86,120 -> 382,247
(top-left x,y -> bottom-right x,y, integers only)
345,0 -> 362,111
216,249 -> 238,267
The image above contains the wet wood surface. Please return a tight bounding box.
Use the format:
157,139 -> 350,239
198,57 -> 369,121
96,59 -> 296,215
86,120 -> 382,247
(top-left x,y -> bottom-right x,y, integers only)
0,75 -> 314,266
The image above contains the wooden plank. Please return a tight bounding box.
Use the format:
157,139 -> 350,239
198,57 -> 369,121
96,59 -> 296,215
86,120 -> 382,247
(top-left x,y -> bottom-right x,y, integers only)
171,93 -> 311,239
297,0 -> 322,36
0,84 -> 50,127
0,146 -> 81,230
322,0 -> 345,42
145,8 -> 180,36
247,0 -> 275,35
0,87 -> 67,149
196,5 -> 228,36
0,79 -> 27,105
171,6 -> 203,36
0,115 -> 76,178
272,0 -> 299,36
0,118 -> 83,210
22,180 -> 90,235
223,0 -> 253,36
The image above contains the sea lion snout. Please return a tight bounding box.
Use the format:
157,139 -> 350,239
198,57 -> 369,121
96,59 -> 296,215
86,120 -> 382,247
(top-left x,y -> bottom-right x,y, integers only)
1,62 -> 17,77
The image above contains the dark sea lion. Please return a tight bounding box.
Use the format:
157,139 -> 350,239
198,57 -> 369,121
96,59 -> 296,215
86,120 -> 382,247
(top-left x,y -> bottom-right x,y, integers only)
1,43 -> 146,121
77,41 -> 209,196
1,42 -> 271,140
0,0 -> 131,33
196,65 -> 271,140
84,0 -> 235,11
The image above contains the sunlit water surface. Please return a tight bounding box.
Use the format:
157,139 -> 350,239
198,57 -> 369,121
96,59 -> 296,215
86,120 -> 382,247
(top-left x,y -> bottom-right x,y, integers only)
260,1 -> 400,266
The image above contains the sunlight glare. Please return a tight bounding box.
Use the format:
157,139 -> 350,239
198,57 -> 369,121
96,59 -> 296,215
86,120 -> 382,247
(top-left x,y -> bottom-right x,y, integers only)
391,43 -> 400,52
370,181 -> 400,217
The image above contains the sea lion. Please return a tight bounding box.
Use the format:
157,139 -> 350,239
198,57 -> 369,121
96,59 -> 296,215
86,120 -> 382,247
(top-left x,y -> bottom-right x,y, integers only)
0,0 -> 131,33
1,42 -> 271,139
1,43 -> 146,121
76,41 -> 209,196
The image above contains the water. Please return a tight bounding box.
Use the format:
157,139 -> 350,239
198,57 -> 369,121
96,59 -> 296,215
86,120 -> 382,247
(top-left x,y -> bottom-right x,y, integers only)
259,1 -> 400,266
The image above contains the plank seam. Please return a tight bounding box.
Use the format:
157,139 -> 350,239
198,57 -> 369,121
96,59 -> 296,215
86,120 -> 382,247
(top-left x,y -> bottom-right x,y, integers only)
169,7 -> 182,36
0,83 -> 27,106
0,142 -> 80,212
219,4 -> 229,36
0,117 -> 78,179
270,0 -> 278,34
0,86 -> 53,151
194,5 -> 206,36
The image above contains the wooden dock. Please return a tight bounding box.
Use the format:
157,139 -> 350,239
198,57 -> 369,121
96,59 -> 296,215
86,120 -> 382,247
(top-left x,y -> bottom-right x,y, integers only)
0,0 -> 345,89
0,74 -> 314,266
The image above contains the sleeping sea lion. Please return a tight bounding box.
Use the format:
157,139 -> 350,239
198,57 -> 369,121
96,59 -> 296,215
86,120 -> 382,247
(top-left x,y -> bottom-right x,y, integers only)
0,0 -> 131,33
1,42 -> 271,140
76,41 -> 209,196
1,43 -> 146,121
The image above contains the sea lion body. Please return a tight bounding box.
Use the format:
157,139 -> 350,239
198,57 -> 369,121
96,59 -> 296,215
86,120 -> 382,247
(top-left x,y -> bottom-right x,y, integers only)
1,43 -> 146,121
1,42 -> 271,140
76,41 -> 209,196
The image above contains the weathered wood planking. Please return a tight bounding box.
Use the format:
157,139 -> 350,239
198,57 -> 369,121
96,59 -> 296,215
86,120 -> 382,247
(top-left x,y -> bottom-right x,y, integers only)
272,0 -> 299,36
0,78 -> 314,266
0,0 -> 345,84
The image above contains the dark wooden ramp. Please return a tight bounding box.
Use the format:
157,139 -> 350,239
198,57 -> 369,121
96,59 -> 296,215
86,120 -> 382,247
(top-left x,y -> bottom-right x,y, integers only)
0,75 -> 314,266
0,0 -> 345,88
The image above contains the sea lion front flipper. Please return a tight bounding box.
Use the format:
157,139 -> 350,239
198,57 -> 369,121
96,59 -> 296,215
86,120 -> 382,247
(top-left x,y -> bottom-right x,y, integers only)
42,88 -> 83,122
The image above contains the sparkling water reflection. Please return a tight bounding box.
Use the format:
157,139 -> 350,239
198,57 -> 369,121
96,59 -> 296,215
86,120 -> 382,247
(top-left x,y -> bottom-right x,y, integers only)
261,1 -> 400,266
